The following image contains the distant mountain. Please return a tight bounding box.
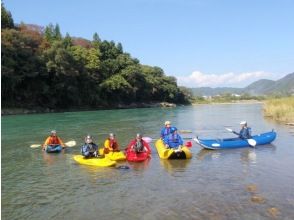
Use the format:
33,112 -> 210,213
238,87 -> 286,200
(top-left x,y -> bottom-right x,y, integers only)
190,73 -> 294,96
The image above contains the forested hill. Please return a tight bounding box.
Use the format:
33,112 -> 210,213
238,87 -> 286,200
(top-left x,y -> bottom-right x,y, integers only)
1,4 -> 191,111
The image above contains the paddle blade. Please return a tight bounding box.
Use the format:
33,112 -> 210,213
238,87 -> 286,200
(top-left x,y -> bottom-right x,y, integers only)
185,141 -> 192,148
65,140 -> 76,147
179,130 -> 192,134
247,139 -> 256,147
142,137 -> 152,143
30,144 -> 41,148
225,128 -> 233,132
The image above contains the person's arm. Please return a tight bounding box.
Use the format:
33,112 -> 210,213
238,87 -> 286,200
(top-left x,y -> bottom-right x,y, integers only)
43,137 -> 50,149
248,127 -> 252,138
104,139 -> 109,149
178,135 -> 184,146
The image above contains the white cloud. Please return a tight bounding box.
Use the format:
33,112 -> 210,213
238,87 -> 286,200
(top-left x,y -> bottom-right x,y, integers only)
176,71 -> 273,88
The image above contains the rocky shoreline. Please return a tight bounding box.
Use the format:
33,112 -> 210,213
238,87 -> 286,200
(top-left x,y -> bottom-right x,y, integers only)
1,102 -> 177,116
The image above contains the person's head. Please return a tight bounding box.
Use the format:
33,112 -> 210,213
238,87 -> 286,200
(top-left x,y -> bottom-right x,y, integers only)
50,130 -> 57,136
85,135 -> 93,144
165,121 -> 171,128
109,133 -> 115,140
170,127 -> 177,134
240,121 -> 247,128
136,133 -> 142,141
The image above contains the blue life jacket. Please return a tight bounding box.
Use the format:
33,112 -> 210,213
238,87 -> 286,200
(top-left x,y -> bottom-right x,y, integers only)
81,143 -> 98,156
163,133 -> 183,148
161,127 -> 172,138
239,127 -> 252,139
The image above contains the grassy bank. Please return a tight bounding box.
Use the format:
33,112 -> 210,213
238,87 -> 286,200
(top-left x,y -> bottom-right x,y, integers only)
263,97 -> 294,123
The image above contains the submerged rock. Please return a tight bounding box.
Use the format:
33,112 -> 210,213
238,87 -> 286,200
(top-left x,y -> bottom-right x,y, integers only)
251,195 -> 265,204
267,207 -> 280,218
246,184 -> 257,193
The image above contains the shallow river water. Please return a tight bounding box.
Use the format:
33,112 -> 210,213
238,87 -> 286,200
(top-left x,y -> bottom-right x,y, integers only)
2,103 -> 294,220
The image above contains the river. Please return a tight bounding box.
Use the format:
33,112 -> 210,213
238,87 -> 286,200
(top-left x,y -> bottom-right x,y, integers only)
1,103 -> 294,220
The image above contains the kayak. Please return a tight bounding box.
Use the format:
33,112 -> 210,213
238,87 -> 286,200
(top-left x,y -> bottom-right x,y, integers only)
45,145 -> 62,153
73,155 -> 116,167
125,140 -> 151,162
155,139 -> 192,159
99,148 -> 126,161
194,131 -> 277,150
126,150 -> 150,162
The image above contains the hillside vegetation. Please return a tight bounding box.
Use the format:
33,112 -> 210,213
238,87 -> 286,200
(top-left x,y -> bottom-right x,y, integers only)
1,4 -> 191,111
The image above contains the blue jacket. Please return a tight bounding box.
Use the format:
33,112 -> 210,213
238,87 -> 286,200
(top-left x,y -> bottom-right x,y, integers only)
163,133 -> 183,148
160,127 -> 171,138
234,127 -> 252,139
81,143 -> 98,156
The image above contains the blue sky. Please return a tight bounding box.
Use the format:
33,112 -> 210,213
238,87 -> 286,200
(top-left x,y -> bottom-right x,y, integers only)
4,0 -> 294,87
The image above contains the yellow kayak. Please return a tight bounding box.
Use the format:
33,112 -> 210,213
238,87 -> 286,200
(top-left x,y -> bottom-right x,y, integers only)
73,155 -> 116,167
99,148 -> 126,161
155,139 -> 192,159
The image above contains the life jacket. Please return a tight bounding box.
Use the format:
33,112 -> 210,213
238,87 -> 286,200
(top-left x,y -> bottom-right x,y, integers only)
47,136 -> 60,145
161,127 -> 171,138
108,138 -> 119,150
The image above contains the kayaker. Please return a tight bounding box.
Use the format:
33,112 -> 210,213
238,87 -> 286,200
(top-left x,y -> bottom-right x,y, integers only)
160,121 -> 172,138
130,133 -> 151,153
43,130 -> 65,150
163,127 -> 183,151
234,121 -> 252,139
104,133 -> 120,153
81,135 -> 99,158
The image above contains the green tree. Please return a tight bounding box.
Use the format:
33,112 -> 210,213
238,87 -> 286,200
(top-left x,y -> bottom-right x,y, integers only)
1,3 -> 14,29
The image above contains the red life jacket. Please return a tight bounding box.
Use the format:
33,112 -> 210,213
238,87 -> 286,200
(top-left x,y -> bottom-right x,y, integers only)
47,136 -> 60,145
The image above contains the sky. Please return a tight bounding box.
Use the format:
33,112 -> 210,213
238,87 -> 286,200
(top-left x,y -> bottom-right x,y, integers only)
4,0 -> 294,88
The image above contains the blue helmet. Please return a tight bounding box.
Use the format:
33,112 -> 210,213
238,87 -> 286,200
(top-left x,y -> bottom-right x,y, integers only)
170,127 -> 177,133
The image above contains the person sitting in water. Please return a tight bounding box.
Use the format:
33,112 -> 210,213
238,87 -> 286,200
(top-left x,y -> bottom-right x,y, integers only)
104,133 -> 120,153
233,121 -> 252,139
160,121 -> 172,138
81,135 -> 99,158
163,127 -> 183,150
129,133 -> 151,153
43,130 -> 65,150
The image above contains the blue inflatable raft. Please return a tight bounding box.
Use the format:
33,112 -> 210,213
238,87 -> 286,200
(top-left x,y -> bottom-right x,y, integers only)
194,131 -> 276,150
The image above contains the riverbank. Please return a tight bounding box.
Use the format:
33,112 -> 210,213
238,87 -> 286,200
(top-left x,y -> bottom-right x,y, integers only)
192,99 -> 263,105
263,97 -> 294,124
1,102 -> 177,116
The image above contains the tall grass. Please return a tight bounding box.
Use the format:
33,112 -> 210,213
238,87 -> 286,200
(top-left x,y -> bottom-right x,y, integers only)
264,97 -> 294,123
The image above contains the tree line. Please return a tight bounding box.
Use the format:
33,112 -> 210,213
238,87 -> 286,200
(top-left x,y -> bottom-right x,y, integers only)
1,4 -> 192,110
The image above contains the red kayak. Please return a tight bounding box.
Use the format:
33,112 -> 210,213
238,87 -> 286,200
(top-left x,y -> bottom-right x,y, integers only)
125,139 -> 151,162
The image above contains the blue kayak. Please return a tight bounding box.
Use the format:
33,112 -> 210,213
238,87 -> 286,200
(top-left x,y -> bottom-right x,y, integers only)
45,145 -> 63,153
194,131 -> 276,150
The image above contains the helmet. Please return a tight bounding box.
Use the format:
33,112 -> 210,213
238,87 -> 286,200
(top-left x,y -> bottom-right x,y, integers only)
165,121 -> 171,126
170,127 -> 177,133
85,135 -> 93,144
51,130 -> 57,134
136,133 -> 142,139
109,133 -> 115,138
240,121 -> 247,125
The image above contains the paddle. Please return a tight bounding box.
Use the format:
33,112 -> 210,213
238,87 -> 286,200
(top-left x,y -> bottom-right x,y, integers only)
142,137 -> 193,148
142,137 -> 193,143
30,140 -> 76,148
225,128 -> 256,147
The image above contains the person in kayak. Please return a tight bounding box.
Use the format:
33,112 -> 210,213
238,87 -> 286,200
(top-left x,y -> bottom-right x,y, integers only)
130,133 -> 151,153
233,121 -> 252,139
160,121 -> 172,138
104,133 -> 120,153
163,127 -> 183,151
81,135 -> 99,158
43,130 -> 65,150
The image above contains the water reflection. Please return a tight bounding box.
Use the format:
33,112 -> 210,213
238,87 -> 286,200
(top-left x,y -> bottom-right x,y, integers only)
159,159 -> 191,175
196,144 -> 276,164
127,157 -> 151,170
41,150 -> 66,166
